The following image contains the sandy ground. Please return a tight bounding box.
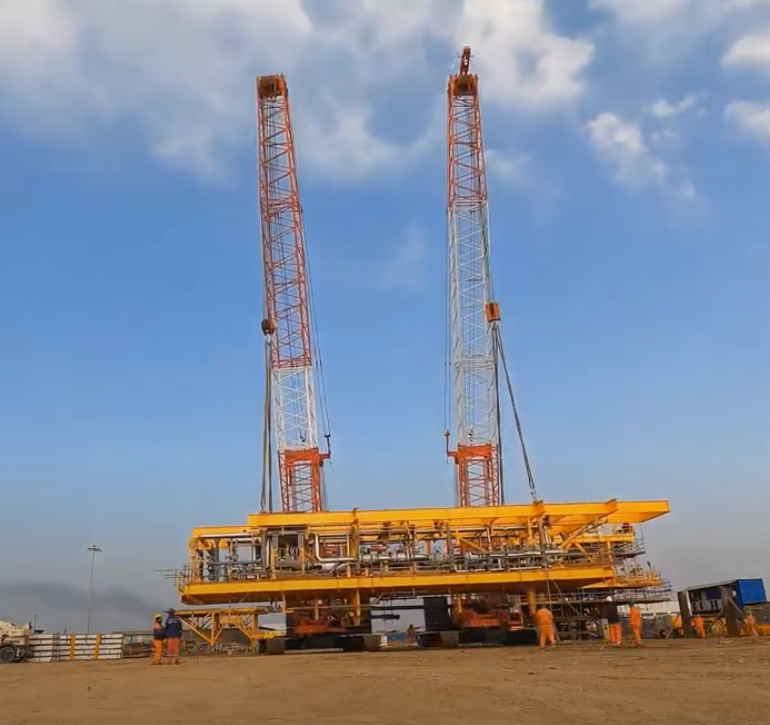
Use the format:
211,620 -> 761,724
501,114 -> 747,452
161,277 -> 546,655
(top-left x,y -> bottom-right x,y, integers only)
2,639 -> 769,725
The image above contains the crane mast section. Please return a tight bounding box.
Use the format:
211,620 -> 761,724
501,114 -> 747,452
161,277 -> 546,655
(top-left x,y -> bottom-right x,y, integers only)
447,48 -> 501,507
256,75 -> 327,513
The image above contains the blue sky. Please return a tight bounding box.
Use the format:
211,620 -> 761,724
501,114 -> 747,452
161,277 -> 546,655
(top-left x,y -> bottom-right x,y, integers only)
1,0 -> 769,630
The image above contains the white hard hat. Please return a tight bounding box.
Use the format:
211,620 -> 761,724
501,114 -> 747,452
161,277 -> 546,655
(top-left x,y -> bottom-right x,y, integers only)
606,596 -> 613,601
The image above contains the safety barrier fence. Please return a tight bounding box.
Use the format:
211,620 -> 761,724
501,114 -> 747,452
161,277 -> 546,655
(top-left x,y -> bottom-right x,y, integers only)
29,633 -> 124,662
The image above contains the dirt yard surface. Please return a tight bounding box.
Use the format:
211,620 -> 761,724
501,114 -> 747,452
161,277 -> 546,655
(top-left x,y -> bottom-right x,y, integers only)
2,640 -> 769,725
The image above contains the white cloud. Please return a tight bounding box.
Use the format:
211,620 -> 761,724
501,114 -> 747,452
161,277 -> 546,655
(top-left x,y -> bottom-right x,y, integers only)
648,94 -> 698,119
0,0 -> 593,182
729,0 -> 770,10
725,100 -> 770,143
456,1 -> 594,109
485,149 -> 531,185
649,127 -> 679,146
586,112 -> 694,198
642,94 -> 700,147
589,0 -> 695,25
589,0 -> 770,60
723,29 -> 770,70
590,0 -> 770,26
379,225 -> 430,291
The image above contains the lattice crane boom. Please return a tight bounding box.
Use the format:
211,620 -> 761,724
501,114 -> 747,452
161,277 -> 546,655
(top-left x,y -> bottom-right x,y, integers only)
256,74 -> 329,513
445,47 -> 503,508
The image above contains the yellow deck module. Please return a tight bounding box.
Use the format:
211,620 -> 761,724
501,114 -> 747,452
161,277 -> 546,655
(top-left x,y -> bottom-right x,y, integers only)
177,499 -> 669,608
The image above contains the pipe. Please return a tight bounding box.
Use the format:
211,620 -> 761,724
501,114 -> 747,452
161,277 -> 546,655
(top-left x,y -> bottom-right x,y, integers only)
194,524 -> 530,542
313,534 -> 356,564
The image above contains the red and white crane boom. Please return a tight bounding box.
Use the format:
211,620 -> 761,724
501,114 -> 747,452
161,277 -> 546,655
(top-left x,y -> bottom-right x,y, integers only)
256,74 -> 330,513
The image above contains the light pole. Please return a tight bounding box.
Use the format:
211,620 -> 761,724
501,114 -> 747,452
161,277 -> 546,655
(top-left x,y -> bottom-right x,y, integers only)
86,545 -> 102,635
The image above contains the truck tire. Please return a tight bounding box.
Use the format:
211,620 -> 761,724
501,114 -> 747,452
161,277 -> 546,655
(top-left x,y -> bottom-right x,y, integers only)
264,638 -> 286,655
439,631 -> 460,649
362,634 -> 381,652
0,646 -> 17,664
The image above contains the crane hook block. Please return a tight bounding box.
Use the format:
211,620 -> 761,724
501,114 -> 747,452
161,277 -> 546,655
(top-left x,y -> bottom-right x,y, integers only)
261,318 -> 276,336
484,302 -> 501,323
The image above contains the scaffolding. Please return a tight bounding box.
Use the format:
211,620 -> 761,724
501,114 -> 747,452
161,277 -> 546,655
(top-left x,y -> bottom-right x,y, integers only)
175,606 -> 282,652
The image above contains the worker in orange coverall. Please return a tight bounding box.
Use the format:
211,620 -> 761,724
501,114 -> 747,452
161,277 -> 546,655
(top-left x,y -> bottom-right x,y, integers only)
628,602 -> 642,647
692,615 -> 705,638
603,596 -> 621,646
744,610 -> 759,637
535,605 -> 556,649
151,614 -> 165,665
164,608 -> 183,665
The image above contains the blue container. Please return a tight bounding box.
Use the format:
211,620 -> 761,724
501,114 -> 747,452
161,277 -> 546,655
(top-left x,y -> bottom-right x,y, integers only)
734,578 -> 766,607
687,578 -> 766,614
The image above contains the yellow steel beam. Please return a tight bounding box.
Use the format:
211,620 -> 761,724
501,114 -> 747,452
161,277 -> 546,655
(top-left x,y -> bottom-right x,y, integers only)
179,564 -> 618,604
576,532 -> 635,542
189,500 -> 669,538
176,606 -> 271,616
582,573 -> 667,589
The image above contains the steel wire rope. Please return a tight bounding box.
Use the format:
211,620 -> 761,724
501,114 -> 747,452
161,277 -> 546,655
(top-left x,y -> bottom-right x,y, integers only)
290,103 -> 332,509
491,322 -> 505,505
260,338 -> 274,513
259,110 -> 278,514
493,325 -> 538,503
290,111 -> 332,447
443,210 -> 452,471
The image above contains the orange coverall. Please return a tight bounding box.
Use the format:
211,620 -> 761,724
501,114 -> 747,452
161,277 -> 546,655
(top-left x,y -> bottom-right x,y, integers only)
628,606 -> 642,646
535,607 -> 556,649
164,612 -> 183,664
151,620 -> 164,665
744,613 -> 758,637
602,600 -> 622,645
692,616 -> 705,638
165,636 -> 180,663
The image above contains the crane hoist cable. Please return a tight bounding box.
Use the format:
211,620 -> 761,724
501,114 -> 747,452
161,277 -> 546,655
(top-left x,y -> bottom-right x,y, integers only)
493,324 -> 539,504
260,337 -> 274,513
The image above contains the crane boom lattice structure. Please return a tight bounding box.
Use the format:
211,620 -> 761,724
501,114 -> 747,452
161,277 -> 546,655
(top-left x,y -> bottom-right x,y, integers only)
174,59 -> 672,656
256,75 -> 329,513
446,47 -> 502,508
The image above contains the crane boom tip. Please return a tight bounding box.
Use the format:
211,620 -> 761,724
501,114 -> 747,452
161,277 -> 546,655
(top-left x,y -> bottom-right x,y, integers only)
459,47 -> 472,75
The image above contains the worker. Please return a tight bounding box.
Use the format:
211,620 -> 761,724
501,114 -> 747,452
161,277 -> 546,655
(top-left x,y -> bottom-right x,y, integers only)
628,601 -> 642,647
744,610 -> 759,637
692,615 -> 705,638
164,608 -> 183,664
603,596 -> 621,646
151,613 -> 165,665
535,604 -> 556,649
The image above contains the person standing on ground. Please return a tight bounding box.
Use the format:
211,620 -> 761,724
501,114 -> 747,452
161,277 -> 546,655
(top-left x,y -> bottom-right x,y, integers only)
535,604 -> 556,650
164,608 -> 183,665
744,610 -> 759,637
151,613 -> 165,665
603,596 -> 621,646
692,615 -> 705,638
628,602 -> 642,647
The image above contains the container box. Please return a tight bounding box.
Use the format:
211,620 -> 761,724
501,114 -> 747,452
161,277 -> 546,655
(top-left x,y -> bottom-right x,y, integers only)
686,578 -> 766,614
